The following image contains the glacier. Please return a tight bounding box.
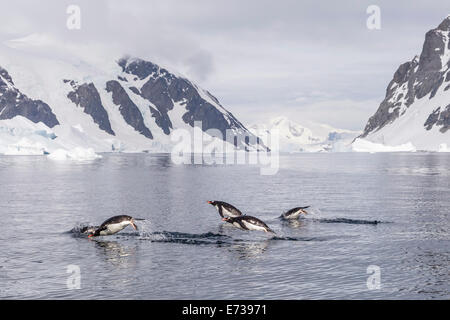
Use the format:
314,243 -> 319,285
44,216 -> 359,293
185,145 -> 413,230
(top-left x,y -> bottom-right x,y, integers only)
249,116 -> 360,153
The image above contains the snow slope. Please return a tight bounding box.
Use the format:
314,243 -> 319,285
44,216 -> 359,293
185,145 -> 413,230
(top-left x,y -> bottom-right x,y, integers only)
357,89 -> 450,151
356,16 -> 450,152
0,33 -> 263,155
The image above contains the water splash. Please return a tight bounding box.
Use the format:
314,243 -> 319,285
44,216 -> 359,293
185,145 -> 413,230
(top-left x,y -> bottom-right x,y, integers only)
67,222 -> 97,236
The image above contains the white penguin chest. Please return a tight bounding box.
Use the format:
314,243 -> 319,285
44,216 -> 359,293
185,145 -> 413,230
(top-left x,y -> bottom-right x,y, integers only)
286,211 -> 301,219
242,220 -> 266,231
101,221 -> 129,235
232,221 -> 245,229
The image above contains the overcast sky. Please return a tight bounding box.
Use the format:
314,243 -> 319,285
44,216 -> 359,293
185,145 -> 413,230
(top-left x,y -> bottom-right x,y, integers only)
1,0 -> 450,130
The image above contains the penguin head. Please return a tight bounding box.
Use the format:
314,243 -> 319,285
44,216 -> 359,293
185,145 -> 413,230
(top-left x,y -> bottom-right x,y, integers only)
286,207 -> 309,217
130,218 -> 138,230
298,209 -> 308,215
122,216 -> 138,230
207,200 -> 217,206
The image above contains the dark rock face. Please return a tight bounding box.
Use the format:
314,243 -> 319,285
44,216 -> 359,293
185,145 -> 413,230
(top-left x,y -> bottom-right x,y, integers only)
66,80 -> 115,136
1,58 -> 265,150
106,80 -> 153,139
129,86 -> 140,95
0,67 -> 13,85
118,58 -> 174,135
148,105 -> 172,135
360,17 -> 450,138
424,104 -> 450,133
118,57 -> 261,149
424,107 -> 441,130
0,66 -> 59,128
437,104 -> 450,132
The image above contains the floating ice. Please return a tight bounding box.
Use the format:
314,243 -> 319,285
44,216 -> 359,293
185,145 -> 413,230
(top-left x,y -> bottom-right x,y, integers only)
438,143 -> 449,152
47,147 -> 102,161
352,138 -> 416,153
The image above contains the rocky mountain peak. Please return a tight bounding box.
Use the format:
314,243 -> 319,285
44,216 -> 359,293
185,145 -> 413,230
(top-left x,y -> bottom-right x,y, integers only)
0,66 -> 59,128
116,56 -> 262,150
359,15 -> 450,140
437,15 -> 450,31
0,52 -> 265,153
419,19 -> 450,73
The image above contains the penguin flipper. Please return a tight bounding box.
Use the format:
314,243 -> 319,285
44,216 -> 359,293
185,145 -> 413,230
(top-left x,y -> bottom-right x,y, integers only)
228,206 -> 243,216
90,225 -> 107,237
219,202 -> 243,217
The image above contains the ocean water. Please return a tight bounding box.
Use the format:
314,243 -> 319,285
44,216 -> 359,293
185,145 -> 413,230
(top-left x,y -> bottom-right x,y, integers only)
0,153 -> 448,299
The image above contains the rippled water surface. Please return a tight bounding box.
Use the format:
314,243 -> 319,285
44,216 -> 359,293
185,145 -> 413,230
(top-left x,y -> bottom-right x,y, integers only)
0,153 -> 449,299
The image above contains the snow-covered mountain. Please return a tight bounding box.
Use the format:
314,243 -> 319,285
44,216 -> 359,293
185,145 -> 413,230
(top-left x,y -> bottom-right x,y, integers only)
249,116 -> 359,152
0,34 -> 263,156
354,16 -> 450,152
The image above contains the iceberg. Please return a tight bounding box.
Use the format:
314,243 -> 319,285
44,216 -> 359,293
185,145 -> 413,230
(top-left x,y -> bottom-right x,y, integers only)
352,138 -> 416,153
4,138 -> 47,155
47,147 -> 102,161
438,143 -> 450,152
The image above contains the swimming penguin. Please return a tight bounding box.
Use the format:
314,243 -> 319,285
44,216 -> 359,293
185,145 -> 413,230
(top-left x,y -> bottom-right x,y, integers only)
222,216 -> 276,234
88,215 -> 140,238
280,206 -> 310,220
207,201 -> 243,218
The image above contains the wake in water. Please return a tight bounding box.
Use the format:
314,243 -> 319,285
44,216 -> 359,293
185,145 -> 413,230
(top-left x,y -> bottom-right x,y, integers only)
313,218 -> 382,225
137,230 -> 340,244
278,206 -> 385,225
67,206 -> 385,245
69,226 -> 348,245
68,222 -> 98,237
139,231 -> 233,245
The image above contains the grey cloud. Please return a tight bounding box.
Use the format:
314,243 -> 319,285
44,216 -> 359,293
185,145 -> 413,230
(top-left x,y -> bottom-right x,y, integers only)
0,0 -> 449,130
184,50 -> 215,82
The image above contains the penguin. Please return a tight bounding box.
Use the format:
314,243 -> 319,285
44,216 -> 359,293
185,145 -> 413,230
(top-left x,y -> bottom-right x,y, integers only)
207,201 -> 243,218
280,206 -> 310,220
222,216 -> 276,234
88,215 -> 140,238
